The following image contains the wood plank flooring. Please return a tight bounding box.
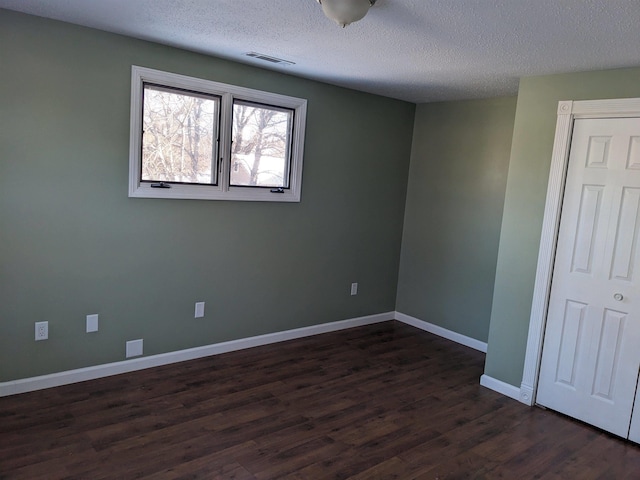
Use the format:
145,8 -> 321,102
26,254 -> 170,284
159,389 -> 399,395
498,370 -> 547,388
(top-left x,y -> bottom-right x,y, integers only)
1,321 -> 639,479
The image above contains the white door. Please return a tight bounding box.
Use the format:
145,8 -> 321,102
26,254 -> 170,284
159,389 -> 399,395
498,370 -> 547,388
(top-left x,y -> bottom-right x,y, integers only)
537,117 -> 640,439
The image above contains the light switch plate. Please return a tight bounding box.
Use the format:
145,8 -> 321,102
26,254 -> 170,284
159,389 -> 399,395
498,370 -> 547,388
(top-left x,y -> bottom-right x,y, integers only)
195,302 -> 205,318
86,314 -> 99,333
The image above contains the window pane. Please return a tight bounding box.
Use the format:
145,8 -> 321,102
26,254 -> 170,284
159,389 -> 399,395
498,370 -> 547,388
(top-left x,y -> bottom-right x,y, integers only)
231,101 -> 293,188
142,84 -> 219,185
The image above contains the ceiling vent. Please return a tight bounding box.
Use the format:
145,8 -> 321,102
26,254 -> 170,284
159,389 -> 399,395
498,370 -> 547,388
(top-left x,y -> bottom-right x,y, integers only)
245,52 -> 295,66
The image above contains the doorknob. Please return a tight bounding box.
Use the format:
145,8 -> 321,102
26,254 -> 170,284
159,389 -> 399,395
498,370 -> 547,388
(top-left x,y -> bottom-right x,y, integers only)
614,293 -> 624,301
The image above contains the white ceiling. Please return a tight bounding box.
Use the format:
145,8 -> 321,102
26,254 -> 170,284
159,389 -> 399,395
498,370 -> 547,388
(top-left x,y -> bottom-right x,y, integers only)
2,0 -> 640,103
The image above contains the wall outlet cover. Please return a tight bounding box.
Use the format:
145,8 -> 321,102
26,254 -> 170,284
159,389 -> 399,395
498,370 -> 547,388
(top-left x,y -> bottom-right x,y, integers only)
195,301 -> 205,318
351,282 -> 358,296
126,339 -> 143,358
35,321 -> 48,341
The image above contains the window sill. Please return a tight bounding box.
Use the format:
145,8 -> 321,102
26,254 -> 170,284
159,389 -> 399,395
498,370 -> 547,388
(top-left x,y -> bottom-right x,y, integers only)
128,182 -> 301,202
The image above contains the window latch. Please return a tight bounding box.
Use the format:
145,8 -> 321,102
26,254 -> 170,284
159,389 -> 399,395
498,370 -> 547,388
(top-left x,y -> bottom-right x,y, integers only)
270,188 -> 285,193
150,182 -> 171,188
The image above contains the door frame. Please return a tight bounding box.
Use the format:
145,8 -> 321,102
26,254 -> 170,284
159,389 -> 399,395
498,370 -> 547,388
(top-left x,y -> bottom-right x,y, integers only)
519,97 -> 640,406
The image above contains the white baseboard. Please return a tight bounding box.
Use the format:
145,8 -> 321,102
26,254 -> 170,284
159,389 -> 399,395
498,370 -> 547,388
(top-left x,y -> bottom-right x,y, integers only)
519,383 -> 535,406
480,374 -> 521,400
394,312 -> 488,353
0,311 -> 394,397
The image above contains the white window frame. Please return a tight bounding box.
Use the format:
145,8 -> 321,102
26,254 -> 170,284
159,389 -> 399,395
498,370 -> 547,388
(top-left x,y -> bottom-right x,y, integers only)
128,66 -> 307,202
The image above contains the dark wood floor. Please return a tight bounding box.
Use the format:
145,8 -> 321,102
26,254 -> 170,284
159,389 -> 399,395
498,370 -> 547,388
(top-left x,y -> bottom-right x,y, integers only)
1,321 -> 640,479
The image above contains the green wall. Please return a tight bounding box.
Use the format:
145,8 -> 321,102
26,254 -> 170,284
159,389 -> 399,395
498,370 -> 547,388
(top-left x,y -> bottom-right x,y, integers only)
485,67 -> 640,387
0,10 -> 415,381
7,9 -> 639,392
396,98 -> 516,342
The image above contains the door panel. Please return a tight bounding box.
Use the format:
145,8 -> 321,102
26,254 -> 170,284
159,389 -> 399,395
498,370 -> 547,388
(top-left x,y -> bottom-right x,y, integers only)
537,117 -> 640,439
591,308 -> 625,401
609,187 -> 640,282
555,300 -> 586,388
571,184 -> 604,274
628,137 -> 640,169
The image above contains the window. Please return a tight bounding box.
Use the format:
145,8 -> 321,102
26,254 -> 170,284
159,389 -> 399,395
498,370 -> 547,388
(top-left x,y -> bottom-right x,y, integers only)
230,100 -> 293,189
142,84 -> 220,186
129,66 -> 307,202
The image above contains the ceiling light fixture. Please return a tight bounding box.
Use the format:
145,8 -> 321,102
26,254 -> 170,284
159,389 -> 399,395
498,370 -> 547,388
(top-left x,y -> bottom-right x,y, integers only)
316,0 -> 377,28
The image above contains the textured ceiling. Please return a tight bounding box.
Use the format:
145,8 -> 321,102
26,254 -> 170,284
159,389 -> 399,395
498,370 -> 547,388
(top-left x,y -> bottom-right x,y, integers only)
1,0 -> 640,103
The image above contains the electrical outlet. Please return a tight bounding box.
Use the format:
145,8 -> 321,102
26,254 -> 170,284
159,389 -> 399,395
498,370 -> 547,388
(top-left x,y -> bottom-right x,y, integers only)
86,314 -> 99,333
35,321 -> 48,341
351,282 -> 358,296
126,339 -> 143,358
194,302 -> 205,318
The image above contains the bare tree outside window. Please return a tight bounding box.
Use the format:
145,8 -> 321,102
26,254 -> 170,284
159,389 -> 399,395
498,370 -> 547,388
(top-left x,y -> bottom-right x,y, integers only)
141,85 -> 219,184
231,101 -> 293,188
